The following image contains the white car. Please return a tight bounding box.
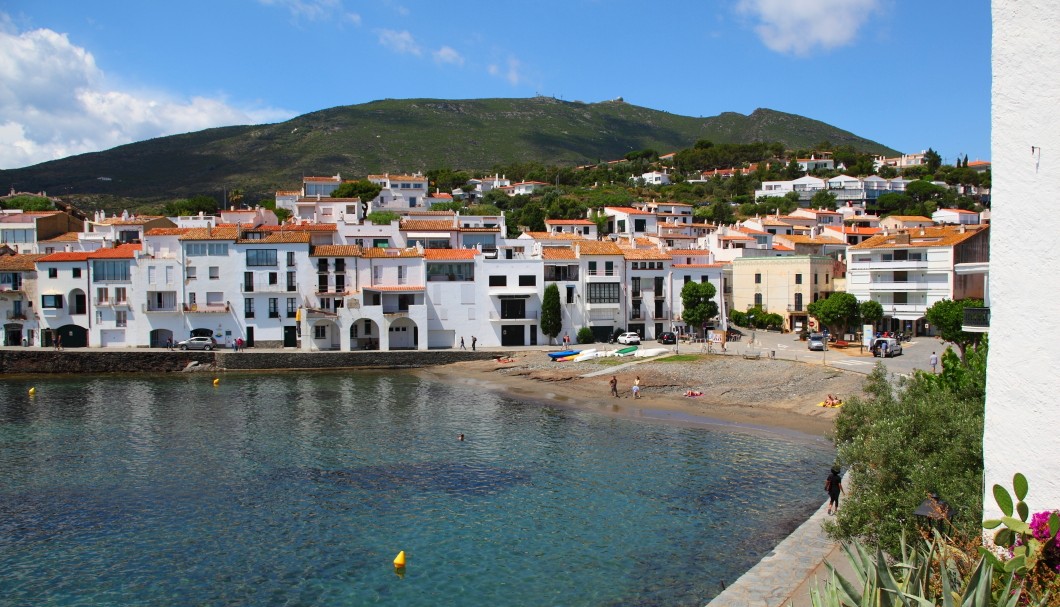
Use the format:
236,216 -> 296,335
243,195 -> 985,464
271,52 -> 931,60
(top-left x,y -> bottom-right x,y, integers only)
616,332 -> 641,345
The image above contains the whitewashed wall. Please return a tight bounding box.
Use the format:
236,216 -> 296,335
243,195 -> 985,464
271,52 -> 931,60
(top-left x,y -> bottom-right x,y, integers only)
983,0 -> 1060,519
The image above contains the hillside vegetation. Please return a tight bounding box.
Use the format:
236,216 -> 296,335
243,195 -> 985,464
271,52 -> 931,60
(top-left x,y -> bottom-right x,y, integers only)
0,97 -> 896,205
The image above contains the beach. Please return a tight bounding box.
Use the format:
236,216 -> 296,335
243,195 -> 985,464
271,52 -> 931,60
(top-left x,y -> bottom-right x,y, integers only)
420,352 -> 864,438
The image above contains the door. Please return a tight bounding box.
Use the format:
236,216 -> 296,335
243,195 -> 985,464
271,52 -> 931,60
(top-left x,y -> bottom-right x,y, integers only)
283,326 -> 297,347
501,325 -> 525,347
245,326 -> 254,348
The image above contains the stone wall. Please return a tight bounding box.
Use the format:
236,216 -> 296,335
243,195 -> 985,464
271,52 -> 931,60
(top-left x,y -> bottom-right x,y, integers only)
0,349 -> 498,374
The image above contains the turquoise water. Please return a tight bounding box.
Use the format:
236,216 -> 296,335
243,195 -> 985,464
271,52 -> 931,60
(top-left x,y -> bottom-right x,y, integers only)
0,372 -> 833,606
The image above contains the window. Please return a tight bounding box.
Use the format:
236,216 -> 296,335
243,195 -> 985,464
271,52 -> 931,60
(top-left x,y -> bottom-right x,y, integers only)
795,273 -> 803,285
318,258 -> 328,272
754,293 -> 763,307
654,276 -> 664,294
314,325 -> 327,339
114,287 -> 127,303
566,285 -> 575,304
209,267 -> 220,280
363,319 -> 371,334
73,268 -> 82,278
605,261 -> 614,275
208,243 -> 228,256
244,272 -> 254,292
269,298 -> 279,318
287,297 -> 297,318
588,261 -> 597,275
287,252 -> 296,267
187,292 -> 197,306
42,294 -> 63,308
93,260 -> 130,281
518,275 -> 536,287
893,292 -> 908,304
246,249 -> 278,266
631,277 -> 641,296
373,266 -> 382,281
587,282 -> 620,304
488,275 -> 507,287
244,298 -> 255,318
814,273 -> 819,285
269,272 -> 278,285
755,273 -> 762,284
794,293 -> 803,311
96,287 -> 109,303
116,310 -> 127,327
48,268 -> 58,279
287,271 -> 297,291
398,266 -> 406,284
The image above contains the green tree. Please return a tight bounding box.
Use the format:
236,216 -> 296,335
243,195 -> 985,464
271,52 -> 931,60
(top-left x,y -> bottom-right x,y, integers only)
858,300 -> 883,331
331,180 -> 383,216
540,284 -> 563,345
924,147 -> 942,172
827,342 -> 987,554
364,211 -> 399,225
161,195 -> 218,216
810,189 -> 838,210
227,188 -> 244,208
784,159 -> 803,180
806,292 -> 860,336
1,195 -> 54,211
925,298 -> 985,362
679,281 -> 718,336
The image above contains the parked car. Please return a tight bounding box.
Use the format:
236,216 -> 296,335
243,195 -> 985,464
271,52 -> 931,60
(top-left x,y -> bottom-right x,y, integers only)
178,336 -> 216,351
616,332 -> 641,345
807,333 -> 826,351
658,331 -> 677,345
871,337 -> 902,357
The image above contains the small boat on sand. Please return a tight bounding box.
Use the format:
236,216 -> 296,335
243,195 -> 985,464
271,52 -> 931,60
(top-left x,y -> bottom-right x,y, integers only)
612,346 -> 638,357
547,350 -> 580,360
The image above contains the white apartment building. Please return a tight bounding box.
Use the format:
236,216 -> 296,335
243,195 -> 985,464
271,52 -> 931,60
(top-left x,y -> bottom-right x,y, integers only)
0,253 -> 44,346
846,225 -> 989,336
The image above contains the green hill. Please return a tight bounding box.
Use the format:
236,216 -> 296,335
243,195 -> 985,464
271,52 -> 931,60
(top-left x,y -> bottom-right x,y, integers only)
0,97 -> 897,203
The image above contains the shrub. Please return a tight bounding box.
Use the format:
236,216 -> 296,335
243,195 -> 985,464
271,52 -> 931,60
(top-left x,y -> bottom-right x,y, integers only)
576,327 -> 595,344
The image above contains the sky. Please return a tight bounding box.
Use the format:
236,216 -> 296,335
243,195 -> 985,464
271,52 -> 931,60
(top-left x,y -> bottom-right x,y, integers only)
0,1 -> 991,171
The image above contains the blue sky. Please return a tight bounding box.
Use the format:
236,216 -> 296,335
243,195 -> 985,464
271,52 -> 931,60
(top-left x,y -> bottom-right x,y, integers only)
0,1 -> 990,171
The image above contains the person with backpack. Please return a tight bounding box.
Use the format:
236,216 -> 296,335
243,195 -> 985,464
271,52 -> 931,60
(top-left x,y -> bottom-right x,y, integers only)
825,466 -> 844,515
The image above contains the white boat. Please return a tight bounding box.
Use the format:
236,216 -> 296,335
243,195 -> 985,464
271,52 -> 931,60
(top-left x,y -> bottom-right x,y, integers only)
572,349 -> 599,362
634,347 -> 670,358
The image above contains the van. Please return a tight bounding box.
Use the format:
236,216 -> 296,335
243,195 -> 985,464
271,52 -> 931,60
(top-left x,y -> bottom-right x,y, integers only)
872,337 -> 902,357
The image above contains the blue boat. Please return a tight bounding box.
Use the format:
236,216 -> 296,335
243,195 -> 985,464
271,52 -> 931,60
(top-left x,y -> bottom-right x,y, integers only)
547,349 -> 580,359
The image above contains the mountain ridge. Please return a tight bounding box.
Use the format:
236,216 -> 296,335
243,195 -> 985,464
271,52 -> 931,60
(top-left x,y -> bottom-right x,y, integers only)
0,97 -> 898,202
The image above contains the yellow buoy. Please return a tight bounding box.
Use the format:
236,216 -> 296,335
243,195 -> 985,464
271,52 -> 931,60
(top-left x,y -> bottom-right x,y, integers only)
393,551 -> 406,568
212,378 -> 220,386
28,387 -> 36,396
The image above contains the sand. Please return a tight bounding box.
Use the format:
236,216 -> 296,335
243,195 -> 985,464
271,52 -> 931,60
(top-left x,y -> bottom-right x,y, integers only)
417,352 -> 866,440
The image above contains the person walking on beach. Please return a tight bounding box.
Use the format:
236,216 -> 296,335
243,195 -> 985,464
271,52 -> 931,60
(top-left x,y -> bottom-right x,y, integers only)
632,376 -> 641,399
471,336 -> 477,351
609,375 -> 619,397
460,337 -> 466,350
825,466 -> 844,515
929,351 -> 939,373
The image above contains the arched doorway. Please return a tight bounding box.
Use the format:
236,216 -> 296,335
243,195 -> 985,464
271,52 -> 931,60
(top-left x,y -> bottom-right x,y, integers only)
69,288 -> 87,315
4,323 -> 23,346
350,318 -> 380,350
388,317 -> 418,350
150,329 -> 175,348
46,324 -> 88,348
190,327 -> 213,338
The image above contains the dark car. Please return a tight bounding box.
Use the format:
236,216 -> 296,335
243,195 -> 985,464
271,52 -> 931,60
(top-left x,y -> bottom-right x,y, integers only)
658,331 -> 677,345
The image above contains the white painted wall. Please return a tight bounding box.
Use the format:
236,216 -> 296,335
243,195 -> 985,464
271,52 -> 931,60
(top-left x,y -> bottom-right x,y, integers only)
983,0 -> 1060,520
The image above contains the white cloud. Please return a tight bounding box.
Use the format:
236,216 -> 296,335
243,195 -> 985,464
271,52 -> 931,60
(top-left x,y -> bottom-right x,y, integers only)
737,0 -> 882,56
377,29 -> 422,56
487,57 -> 525,86
433,46 -> 464,66
0,21 -> 293,169
257,0 -> 361,24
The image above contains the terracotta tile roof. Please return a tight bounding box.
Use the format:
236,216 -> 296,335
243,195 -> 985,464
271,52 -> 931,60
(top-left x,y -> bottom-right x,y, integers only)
359,247 -> 423,258
937,208 -> 979,214
304,176 -> 341,182
718,234 -> 755,241
605,206 -> 654,216
260,223 -> 336,232
575,241 -> 623,255
430,192 -> 453,199
778,235 -> 845,245
400,220 -> 455,231
87,244 -> 141,259
772,244 -> 795,251
368,174 -> 428,182
180,227 -> 239,241
275,190 -> 300,196
38,251 -> 91,262
38,231 -> 82,242
834,227 -> 881,235
540,246 -> 576,260
0,253 -> 46,270
669,249 -> 712,256
852,225 -> 988,250
672,263 -> 725,268
522,231 -> 586,240
296,196 -> 361,203
622,249 -> 672,261
736,227 -> 769,235
545,219 -> 595,225
146,228 -> 192,236
653,233 -> 696,240
760,218 -> 792,226
884,215 -> 933,222
311,245 -> 363,257
460,226 -> 500,233
967,160 -> 991,166
408,210 -> 455,216
424,249 -> 477,260
237,232 -> 311,244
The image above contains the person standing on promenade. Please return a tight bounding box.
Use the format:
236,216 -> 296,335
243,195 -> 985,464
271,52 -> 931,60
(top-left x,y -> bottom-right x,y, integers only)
609,375 -> 619,397
826,466 -> 844,515
460,337 -> 466,350
471,336 -> 477,351
929,351 -> 939,373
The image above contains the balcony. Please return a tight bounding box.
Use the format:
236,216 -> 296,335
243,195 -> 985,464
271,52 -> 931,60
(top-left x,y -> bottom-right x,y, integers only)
869,280 -> 938,291
5,311 -> 27,320
244,282 -> 288,293
962,307 -> 990,333
488,311 -> 539,321
0,284 -> 24,293
142,304 -> 179,313
93,298 -> 113,306
183,303 -> 230,314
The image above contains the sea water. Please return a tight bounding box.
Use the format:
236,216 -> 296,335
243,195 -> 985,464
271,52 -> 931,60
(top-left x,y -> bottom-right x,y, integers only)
0,371 -> 833,606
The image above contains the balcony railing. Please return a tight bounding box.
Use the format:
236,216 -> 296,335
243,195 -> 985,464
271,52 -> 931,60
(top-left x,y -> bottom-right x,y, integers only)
5,311 -> 27,320
142,304 -> 179,313
488,311 -> 539,321
183,303 -> 230,313
962,307 -> 990,333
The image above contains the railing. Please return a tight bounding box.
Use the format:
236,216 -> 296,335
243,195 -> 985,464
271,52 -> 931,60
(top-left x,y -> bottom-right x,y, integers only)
488,311 -> 539,321
0,284 -> 23,292
5,312 -> 27,320
587,270 -> 617,276
962,307 -> 990,332
428,274 -> 474,282
142,304 -> 179,313
183,303 -> 230,313
93,298 -> 112,306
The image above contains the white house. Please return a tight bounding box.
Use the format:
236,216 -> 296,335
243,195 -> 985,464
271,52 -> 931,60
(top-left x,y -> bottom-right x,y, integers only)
931,208 -> 981,225
637,171 -> 671,186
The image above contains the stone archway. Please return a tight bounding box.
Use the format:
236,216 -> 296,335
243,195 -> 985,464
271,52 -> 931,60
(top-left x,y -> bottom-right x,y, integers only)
150,329 -> 175,348
350,318 -> 380,350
